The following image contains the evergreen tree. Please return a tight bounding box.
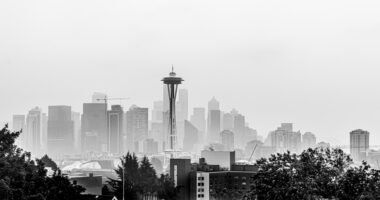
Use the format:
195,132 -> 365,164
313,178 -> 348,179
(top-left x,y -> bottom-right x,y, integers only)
108,152 -> 140,200
0,125 -> 87,200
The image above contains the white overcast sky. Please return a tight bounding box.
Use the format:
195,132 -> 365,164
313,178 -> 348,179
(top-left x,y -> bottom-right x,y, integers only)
1,0 -> 380,146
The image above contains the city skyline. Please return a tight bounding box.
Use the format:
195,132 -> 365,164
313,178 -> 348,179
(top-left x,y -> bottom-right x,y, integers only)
2,0 -> 380,147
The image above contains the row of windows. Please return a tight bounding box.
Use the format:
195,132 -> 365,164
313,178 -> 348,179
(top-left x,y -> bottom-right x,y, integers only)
198,176 -> 205,181
198,194 -> 204,198
198,183 -> 205,186
198,188 -> 204,192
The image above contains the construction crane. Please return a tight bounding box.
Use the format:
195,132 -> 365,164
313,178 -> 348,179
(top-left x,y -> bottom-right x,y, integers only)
96,97 -> 129,105
248,144 -> 258,163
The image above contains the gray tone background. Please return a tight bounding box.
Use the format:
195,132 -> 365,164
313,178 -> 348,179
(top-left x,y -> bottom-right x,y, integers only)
1,0 -> 380,146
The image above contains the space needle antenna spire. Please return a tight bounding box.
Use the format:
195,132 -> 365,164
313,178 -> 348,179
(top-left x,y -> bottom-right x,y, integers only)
162,66 -> 183,157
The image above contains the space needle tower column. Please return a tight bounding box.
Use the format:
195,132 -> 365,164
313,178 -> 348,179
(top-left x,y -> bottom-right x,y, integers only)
162,67 -> 184,155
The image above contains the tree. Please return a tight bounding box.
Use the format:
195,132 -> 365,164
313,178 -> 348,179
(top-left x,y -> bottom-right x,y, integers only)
157,174 -> 179,200
108,152 -> 140,200
109,153 -> 179,200
0,124 -> 87,200
139,156 -> 158,197
246,147 -> 380,200
40,155 -> 58,171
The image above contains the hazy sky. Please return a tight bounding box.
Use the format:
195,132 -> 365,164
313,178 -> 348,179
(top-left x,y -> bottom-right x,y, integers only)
1,0 -> 380,146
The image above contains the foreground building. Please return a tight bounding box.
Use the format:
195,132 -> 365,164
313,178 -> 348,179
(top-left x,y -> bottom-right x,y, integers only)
170,154 -> 257,200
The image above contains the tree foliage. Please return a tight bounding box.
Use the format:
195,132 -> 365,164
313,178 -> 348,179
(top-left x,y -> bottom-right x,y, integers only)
40,155 -> 58,171
246,148 -> 380,200
0,124 -> 86,200
108,153 -> 178,200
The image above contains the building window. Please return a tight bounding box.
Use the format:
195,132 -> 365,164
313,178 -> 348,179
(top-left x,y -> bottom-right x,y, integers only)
198,194 -> 204,198
198,188 -> 204,192
198,176 -> 204,181
198,183 -> 204,186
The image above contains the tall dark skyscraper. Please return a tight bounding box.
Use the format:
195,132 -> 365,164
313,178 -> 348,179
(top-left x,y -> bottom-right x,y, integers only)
162,69 -> 184,152
207,97 -> 221,143
82,103 -> 107,153
47,105 -> 74,157
350,129 -> 370,162
126,105 -> 148,153
107,105 -> 124,154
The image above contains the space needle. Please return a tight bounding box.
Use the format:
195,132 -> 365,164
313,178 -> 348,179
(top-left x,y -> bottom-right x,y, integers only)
162,67 -> 184,156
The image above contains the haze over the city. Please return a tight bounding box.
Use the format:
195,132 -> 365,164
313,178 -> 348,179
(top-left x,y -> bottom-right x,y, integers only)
1,0 -> 380,146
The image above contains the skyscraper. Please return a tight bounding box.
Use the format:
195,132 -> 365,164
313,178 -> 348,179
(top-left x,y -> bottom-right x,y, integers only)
151,101 -> 164,152
12,115 -> 25,132
107,105 -> 124,154
47,105 -> 74,157
152,101 -> 164,122
71,111 -> 81,153
126,105 -> 148,152
233,113 -> 246,147
13,115 -> 26,147
350,129 -> 370,162
183,120 -> 198,152
177,89 -> 188,122
207,97 -> 221,143
270,123 -> 302,153
208,97 -> 220,111
190,107 -> 206,143
41,113 -> 48,153
221,130 -> 234,151
176,89 -> 188,149
26,107 -> 43,156
302,132 -> 316,150
222,112 -> 234,131
82,103 -> 107,153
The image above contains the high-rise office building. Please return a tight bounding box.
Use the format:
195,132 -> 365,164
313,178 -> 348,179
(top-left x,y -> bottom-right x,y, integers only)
190,107 -> 206,143
233,113 -> 246,147
82,103 -> 107,153
302,132 -> 316,150
270,123 -> 301,153
71,111 -> 81,153
13,115 -> 25,132
150,102 -> 164,152
47,105 -> 74,157
107,105 -> 124,154
143,138 -> 159,155
221,130 -> 234,151
208,110 -> 221,143
177,89 -> 188,122
152,101 -> 163,122
208,97 -> 220,111
207,98 -> 221,143
223,112 -> 234,131
26,107 -> 43,156
350,129 -> 370,162
12,115 -> 26,147
41,113 -> 48,153
183,120 -> 199,152
126,105 -> 148,152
